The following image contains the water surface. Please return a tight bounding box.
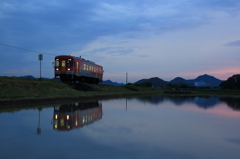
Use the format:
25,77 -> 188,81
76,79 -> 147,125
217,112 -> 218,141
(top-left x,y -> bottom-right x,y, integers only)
0,95 -> 240,159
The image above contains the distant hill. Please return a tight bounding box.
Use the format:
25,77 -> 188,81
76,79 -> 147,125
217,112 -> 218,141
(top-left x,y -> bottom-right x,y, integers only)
19,75 -> 36,79
135,77 -> 168,88
12,74 -> 222,87
100,80 -> 124,86
170,74 -> 222,87
193,74 -> 222,87
170,77 -> 194,86
19,75 -> 53,80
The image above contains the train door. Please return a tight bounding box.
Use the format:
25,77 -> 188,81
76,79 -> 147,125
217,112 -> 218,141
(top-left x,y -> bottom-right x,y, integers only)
76,62 -> 79,76
61,60 -> 66,74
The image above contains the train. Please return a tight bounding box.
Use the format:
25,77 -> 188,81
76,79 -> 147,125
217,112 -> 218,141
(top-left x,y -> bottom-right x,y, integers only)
53,101 -> 103,131
54,55 -> 103,83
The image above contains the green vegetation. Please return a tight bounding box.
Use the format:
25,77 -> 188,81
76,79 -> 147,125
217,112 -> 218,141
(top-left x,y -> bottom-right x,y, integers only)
132,81 -> 152,87
168,83 -> 216,90
0,76 -> 79,99
1,76 -> 240,107
220,75 -> 240,89
0,76 -> 161,100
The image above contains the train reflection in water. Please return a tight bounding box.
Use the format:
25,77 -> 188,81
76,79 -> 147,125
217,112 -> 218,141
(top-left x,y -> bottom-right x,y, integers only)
53,101 -> 102,131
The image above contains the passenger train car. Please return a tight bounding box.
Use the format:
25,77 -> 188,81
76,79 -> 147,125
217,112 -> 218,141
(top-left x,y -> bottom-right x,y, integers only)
54,55 -> 103,83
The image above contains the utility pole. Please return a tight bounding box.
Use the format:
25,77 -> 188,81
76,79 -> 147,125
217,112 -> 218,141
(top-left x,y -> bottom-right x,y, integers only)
38,54 -> 43,79
126,72 -> 128,84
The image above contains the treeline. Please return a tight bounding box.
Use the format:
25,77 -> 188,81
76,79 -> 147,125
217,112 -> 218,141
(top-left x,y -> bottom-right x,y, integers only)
167,83 -> 218,90
127,74 -> 240,90
126,81 -> 153,87
220,74 -> 240,89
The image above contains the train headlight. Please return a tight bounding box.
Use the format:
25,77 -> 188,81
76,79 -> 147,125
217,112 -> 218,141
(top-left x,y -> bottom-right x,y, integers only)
56,68 -> 59,71
68,68 -> 70,71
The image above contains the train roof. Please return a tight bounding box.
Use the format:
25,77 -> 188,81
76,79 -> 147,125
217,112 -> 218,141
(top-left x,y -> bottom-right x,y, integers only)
55,55 -> 98,65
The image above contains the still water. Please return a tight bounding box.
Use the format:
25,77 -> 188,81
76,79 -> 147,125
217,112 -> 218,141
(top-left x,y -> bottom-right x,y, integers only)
1,95 -> 240,159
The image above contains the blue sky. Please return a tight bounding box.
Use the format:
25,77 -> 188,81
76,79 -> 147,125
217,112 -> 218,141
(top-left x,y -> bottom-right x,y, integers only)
0,0 -> 240,83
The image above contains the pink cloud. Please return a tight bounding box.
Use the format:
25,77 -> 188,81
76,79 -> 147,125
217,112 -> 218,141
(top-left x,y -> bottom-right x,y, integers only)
166,67 -> 240,81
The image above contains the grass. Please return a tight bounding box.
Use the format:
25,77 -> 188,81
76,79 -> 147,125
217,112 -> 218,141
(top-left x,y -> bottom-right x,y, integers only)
0,77 -> 82,98
1,76 -> 240,102
0,76 -> 162,100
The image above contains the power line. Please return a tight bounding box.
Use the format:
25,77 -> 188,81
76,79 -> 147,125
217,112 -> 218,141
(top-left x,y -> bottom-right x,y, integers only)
104,69 -> 139,83
128,74 -> 139,82
0,42 -> 56,56
0,42 -> 140,82
104,69 -> 125,74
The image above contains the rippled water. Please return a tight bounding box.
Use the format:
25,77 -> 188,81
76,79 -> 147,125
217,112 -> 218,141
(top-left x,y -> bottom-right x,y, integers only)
1,95 -> 240,159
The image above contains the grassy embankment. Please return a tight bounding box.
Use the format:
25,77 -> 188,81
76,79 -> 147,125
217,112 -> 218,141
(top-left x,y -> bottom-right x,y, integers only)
0,76 -> 162,102
1,76 -> 240,106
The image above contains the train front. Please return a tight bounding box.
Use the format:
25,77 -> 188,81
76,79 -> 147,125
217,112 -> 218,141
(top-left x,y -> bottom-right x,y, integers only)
54,55 -> 75,81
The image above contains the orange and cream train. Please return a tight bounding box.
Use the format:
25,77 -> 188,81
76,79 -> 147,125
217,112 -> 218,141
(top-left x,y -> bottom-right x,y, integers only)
54,55 -> 103,83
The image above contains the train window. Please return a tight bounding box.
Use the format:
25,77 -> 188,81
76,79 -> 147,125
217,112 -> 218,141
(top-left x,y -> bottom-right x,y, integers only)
67,59 -> 73,67
55,59 -> 60,67
84,64 -> 86,70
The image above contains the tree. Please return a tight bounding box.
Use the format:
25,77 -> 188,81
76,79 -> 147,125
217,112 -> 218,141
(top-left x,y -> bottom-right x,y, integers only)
220,75 -> 240,89
134,81 -> 152,87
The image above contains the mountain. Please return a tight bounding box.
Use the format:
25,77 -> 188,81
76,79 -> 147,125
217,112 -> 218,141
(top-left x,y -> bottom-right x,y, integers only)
193,74 -> 222,87
19,75 -> 36,79
170,77 -> 194,86
135,77 -> 168,88
100,80 -> 124,86
170,74 -> 222,87
19,75 -> 53,80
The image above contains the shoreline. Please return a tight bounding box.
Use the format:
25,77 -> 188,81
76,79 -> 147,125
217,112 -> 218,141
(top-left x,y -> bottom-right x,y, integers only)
1,77 -> 240,109
0,91 -> 163,109
1,90 -> 240,110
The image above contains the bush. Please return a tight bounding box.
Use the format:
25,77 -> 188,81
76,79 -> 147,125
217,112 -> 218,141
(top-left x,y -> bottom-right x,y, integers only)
124,85 -> 139,91
134,81 -> 152,87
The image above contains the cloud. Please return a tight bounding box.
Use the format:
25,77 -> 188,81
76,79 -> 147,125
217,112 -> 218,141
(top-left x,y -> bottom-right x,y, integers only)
225,40 -> 240,47
83,47 -> 134,56
225,138 -> 240,145
1,0 -> 240,81
194,0 -> 240,13
1,0 -> 239,54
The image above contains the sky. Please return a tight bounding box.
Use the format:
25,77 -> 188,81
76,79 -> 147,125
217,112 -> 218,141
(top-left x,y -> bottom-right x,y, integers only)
0,0 -> 240,83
